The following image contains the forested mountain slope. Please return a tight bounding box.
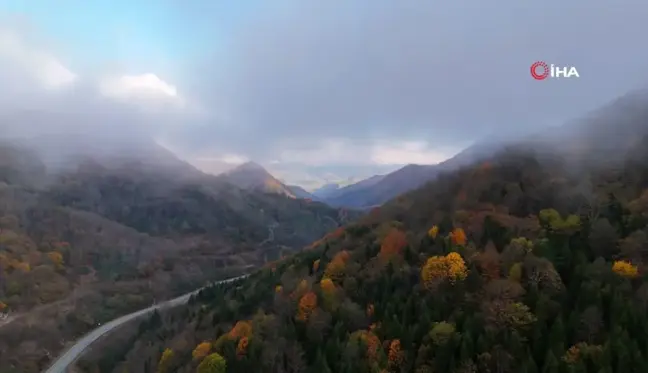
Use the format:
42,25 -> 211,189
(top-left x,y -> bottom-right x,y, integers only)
0,141 -> 354,373
91,91 -> 648,373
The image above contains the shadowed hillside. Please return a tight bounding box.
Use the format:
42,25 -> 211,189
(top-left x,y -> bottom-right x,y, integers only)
0,140 -> 356,372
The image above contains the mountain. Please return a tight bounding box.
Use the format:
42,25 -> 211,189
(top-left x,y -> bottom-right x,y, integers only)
0,141 -> 357,372
312,183 -> 341,198
287,184 -> 316,199
323,141 -> 502,209
93,90 -> 648,373
217,161 -> 298,198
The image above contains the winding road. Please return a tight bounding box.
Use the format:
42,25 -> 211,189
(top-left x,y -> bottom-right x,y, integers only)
43,275 -> 249,373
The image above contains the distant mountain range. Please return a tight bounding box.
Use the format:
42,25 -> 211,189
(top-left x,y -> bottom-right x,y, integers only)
217,140 -> 507,211
305,141 -> 503,209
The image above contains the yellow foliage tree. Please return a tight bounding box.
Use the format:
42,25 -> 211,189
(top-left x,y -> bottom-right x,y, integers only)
324,251 -> 350,282
612,260 -> 639,278
292,279 -> 309,298
428,225 -> 439,239
313,259 -> 320,272
421,252 -> 468,289
320,277 -> 335,293
157,348 -> 174,373
47,251 -> 64,267
320,277 -> 338,310
296,291 -> 318,322
275,285 -> 283,293
197,352 -> 227,373
192,342 -> 212,360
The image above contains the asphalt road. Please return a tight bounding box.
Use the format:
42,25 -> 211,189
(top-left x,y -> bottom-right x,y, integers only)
43,275 -> 248,373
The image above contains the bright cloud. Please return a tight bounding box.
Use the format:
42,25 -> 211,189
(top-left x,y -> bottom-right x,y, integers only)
99,73 -> 178,100
371,141 -> 457,165
0,28 -> 76,89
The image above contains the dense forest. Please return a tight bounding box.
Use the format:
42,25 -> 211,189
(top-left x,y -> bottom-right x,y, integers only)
87,91 -> 648,373
0,143 -> 353,373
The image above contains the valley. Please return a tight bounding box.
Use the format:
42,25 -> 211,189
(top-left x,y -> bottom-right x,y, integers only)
0,142 -> 354,372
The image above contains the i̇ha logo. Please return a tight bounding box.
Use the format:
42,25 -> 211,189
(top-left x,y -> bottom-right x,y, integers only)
530,61 -> 579,80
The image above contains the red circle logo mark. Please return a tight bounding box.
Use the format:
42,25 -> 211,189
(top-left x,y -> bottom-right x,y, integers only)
530,61 -> 549,80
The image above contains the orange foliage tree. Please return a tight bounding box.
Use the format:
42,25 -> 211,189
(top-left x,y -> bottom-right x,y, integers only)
236,336 -> 249,358
450,228 -> 467,246
229,321 -> 252,339
296,291 -> 318,322
320,277 -> 336,295
421,252 -> 468,289
351,330 -> 381,361
192,341 -> 212,360
379,229 -> 407,260
388,339 -> 404,367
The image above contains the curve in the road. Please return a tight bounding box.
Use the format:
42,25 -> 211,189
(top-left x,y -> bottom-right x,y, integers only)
43,275 -> 248,373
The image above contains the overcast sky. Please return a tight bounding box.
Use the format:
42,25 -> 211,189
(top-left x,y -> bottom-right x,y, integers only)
1,0 -> 647,189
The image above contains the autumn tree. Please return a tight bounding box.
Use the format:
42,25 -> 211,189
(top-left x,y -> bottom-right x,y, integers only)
421,252 -> 468,289
450,228 -> 467,246
324,250 -> 350,282
157,348 -> 174,373
430,322 -> 457,345
612,260 -> 639,278
388,339 -> 404,368
296,291 -> 318,321
313,259 -> 320,272
350,330 -> 381,361
197,352 -> 227,373
192,342 -> 212,360
47,251 -> 64,268
539,209 -> 580,235
320,277 -> 339,310
428,225 -> 439,239
379,228 -> 407,260
236,336 -> 249,358
229,321 -> 252,339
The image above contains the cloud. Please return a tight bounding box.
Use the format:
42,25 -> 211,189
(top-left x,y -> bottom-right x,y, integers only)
180,0 -> 648,166
371,142 -> 459,166
0,28 -> 76,90
3,1 -> 648,188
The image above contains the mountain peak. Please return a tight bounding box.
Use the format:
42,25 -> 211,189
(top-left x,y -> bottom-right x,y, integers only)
220,161 -> 296,198
234,161 -> 267,172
